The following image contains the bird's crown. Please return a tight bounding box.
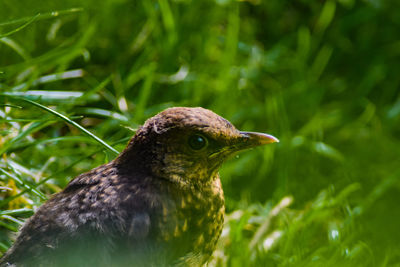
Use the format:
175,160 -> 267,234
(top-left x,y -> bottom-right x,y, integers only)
139,107 -> 241,140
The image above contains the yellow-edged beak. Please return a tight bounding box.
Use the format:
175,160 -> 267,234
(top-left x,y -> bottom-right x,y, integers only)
239,131 -> 279,146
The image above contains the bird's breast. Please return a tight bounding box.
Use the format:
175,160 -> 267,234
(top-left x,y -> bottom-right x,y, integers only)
159,176 -> 225,261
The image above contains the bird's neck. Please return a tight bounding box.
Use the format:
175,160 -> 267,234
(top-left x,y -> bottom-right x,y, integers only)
114,137 -> 154,173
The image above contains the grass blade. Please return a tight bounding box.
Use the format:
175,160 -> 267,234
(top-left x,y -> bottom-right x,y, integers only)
11,97 -> 119,156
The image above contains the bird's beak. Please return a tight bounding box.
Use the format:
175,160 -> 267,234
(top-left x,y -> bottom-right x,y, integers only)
239,131 -> 279,147
209,131 -> 279,160
228,131 -> 279,153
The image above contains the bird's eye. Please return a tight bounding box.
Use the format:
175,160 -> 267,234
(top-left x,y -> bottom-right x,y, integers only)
188,134 -> 208,150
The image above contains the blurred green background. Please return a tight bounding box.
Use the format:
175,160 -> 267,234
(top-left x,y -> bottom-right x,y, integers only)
1,0 -> 400,266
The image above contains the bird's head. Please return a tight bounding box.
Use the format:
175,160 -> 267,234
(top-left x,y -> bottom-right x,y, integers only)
117,107 -> 278,187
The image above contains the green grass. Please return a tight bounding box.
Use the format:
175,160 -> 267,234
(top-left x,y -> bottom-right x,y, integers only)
1,0 -> 400,266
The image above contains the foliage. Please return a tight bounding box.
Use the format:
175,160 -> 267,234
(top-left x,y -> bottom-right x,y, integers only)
1,0 -> 400,265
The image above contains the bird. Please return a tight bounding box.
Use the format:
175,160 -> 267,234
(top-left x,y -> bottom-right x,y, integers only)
0,107 -> 278,267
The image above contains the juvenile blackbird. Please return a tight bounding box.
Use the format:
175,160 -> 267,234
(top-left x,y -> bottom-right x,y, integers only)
0,107 -> 278,267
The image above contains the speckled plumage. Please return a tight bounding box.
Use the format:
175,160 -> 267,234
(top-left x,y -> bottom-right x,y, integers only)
0,107 -> 278,267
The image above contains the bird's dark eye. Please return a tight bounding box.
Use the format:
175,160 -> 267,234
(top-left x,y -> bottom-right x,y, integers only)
188,134 -> 208,150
